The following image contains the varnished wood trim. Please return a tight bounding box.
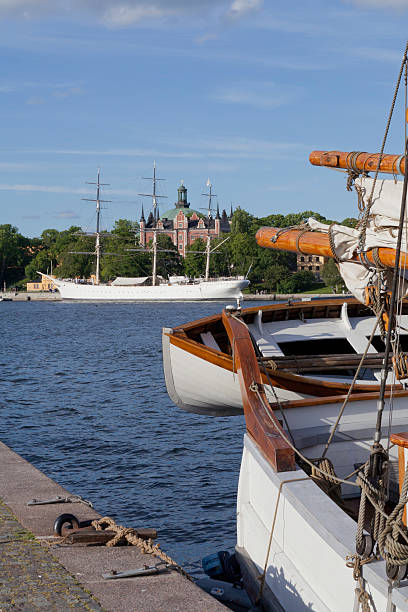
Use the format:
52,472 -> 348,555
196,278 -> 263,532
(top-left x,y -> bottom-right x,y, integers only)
390,432 -> 408,449
165,331 -> 402,399
222,310 -> 295,472
273,388 -> 408,409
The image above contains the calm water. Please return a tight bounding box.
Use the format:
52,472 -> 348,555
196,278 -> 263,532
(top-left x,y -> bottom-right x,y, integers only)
0,299 -> 268,569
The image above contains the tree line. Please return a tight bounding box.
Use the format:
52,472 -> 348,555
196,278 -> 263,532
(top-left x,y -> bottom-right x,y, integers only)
0,210 -> 356,292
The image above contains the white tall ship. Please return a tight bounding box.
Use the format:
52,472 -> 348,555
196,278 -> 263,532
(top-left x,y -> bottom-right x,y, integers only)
41,165 -> 249,301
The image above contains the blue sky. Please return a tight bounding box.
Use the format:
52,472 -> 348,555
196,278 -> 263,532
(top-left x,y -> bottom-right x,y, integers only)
1,0 -> 408,237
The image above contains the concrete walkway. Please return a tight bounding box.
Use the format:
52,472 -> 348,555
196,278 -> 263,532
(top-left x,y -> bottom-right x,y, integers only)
0,499 -> 103,611
0,442 -> 225,612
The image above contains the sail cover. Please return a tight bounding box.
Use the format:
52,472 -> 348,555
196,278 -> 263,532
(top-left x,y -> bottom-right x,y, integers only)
111,277 -> 150,286
308,176 -> 408,302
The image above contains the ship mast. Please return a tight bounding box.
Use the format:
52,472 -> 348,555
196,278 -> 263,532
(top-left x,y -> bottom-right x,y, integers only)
201,178 -> 216,282
82,169 -> 111,285
138,162 -> 166,286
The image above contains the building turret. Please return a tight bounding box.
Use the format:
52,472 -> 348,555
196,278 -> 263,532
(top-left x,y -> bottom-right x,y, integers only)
176,183 -> 190,209
140,204 -> 145,223
215,202 -> 221,233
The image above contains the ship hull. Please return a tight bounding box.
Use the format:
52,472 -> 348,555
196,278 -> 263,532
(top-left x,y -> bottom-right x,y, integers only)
52,278 -> 249,301
236,433 -> 408,612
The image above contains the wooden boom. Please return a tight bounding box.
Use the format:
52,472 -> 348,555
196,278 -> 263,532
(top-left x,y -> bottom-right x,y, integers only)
309,150 -> 406,176
255,226 -> 408,269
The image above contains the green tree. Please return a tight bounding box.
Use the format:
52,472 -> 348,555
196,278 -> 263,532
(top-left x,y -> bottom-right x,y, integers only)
263,264 -> 293,292
279,270 -> 316,293
25,248 -> 53,280
321,259 -> 344,292
341,217 -> 358,228
0,224 -> 32,287
184,238 -> 206,277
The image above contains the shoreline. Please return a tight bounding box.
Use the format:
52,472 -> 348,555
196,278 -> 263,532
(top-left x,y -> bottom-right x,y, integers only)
0,440 -> 224,612
1,291 -> 351,302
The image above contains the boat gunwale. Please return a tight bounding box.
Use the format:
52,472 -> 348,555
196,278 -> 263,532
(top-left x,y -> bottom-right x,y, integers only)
166,330 -> 401,397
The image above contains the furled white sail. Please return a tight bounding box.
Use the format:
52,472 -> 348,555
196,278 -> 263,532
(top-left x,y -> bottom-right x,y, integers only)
308,177 -> 408,302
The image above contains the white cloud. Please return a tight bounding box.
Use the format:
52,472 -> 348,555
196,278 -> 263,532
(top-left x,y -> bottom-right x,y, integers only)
0,0 -> 263,26
213,81 -> 302,110
100,5 -> 173,27
227,0 -> 263,20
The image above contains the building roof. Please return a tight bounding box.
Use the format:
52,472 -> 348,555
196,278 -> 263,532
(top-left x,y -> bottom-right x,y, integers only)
160,206 -> 203,221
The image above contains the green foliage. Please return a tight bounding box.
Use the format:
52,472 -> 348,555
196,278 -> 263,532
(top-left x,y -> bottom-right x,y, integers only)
321,259 -> 345,291
0,224 -> 32,287
154,234 -> 183,278
341,217 -> 358,228
263,264 -> 293,292
279,270 -> 317,293
184,238 -> 206,277
7,208 -> 359,290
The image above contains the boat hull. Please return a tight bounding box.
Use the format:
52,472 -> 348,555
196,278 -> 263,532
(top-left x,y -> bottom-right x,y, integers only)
236,434 -> 408,612
162,329 -> 311,416
52,278 -> 249,301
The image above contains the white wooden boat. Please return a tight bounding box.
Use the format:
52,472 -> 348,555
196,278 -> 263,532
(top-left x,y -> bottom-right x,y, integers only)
163,45 -> 408,609
163,298 -> 407,416
164,304 -> 408,610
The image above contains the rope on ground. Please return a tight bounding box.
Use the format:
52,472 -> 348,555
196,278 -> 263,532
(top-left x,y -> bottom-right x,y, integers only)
91,517 -> 193,581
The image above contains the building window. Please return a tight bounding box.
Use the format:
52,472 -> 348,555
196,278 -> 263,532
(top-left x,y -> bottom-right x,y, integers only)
301,266 -> 304,270
179,223 -> 183,228
309,266 -> 313,270
300,256 -> 304,262
316,266 -> 320,270
308,256 -> 313,262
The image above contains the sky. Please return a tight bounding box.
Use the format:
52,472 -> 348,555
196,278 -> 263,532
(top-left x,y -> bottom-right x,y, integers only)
1,0 -> 408,237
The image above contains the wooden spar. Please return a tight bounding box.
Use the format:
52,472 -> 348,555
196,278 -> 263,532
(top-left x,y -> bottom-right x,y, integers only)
309,150 -> 406,176
221,309 -> 295,472
255,226 -> 408,269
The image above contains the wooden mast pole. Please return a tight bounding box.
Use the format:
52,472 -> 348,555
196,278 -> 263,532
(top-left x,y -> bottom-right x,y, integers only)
255,226 -> 408,269
309,150 -> 406,175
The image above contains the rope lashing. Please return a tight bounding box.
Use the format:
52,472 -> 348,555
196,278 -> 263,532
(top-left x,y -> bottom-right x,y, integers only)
371,247 -> 388,271
295,229 -> 311,256
91,517 -> 193,581
345,554 -> 374,612
377,462 -> 408,567
392,352 -> 408,379
270,222 -> 310,245
328,224 -> 342,263
345,151 -> 364,192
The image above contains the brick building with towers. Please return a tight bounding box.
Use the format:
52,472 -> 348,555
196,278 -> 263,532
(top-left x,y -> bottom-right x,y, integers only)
139,182 -> 233,257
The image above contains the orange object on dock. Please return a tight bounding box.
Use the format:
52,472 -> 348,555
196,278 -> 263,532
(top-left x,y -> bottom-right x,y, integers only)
309,150 -> 406,176
255,226 -> 408,269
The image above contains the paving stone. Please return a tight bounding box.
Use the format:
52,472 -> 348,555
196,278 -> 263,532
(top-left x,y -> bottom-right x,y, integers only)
0,499 -> 105,612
